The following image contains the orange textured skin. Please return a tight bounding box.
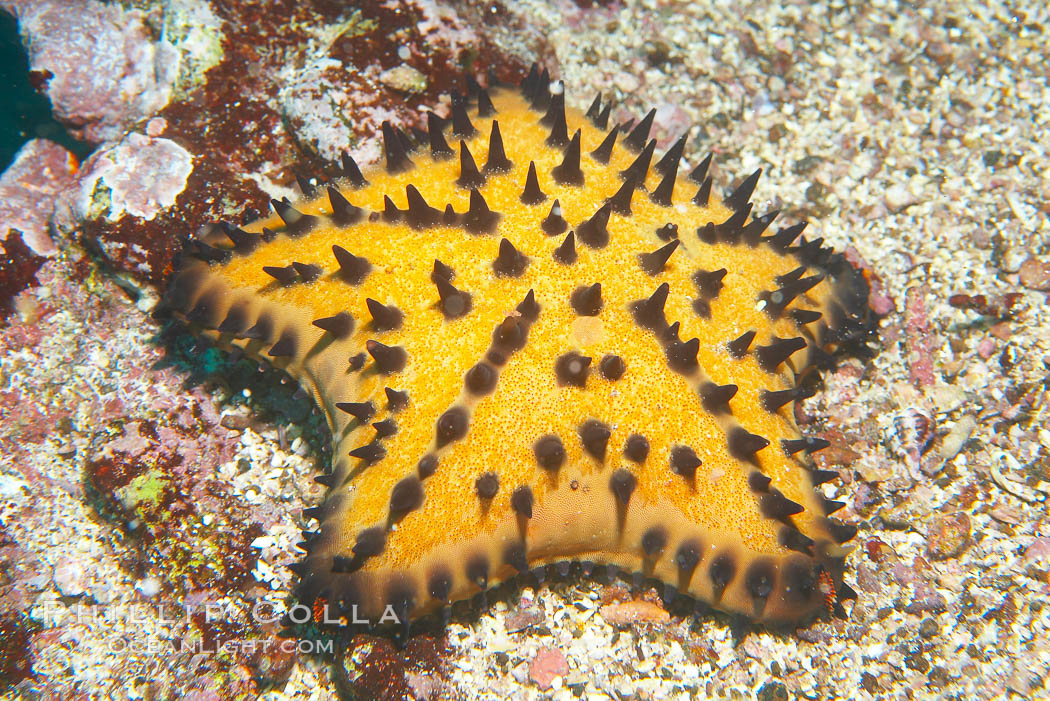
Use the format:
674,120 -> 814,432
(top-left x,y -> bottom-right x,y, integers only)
166,75 -> 870,630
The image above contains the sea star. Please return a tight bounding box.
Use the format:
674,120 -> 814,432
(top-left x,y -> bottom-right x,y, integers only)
164,66 -> 874,632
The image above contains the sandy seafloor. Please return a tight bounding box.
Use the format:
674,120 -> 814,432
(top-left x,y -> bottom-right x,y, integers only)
1,0 -> 1049,699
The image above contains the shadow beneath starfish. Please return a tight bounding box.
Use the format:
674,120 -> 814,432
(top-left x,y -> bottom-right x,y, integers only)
149,317 -> 333,459
315,562 -> 822,700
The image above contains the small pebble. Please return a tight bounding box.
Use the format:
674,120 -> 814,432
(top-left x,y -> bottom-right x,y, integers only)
221,413 -> 250,430
756,681 -> 789,701
529,647 -> 569,691
918,617 -> 940,639
135,576 -> 162,598
903,586 -> 948,615
923,40 -> 954,67
1018,257 -> 1050,290
884,184 -> 919,212
999,246 -> 1028,273
505,606 -> 545,633
598,600 -> 670,627
977,336 -> 997,359
925,513 -> 971,560
52,557 -> 87,597
939,415 -> 976,461
379,65 -> 427,94
614,73 -> 639,93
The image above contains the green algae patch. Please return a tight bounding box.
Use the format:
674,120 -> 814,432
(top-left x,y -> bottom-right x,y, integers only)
116,470 -> 170,511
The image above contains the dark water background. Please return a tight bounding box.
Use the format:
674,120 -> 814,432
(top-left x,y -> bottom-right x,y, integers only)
0,10 -> 90,172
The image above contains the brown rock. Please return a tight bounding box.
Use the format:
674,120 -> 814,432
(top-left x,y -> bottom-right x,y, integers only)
249,630 -> 296,686
989,322 -> 1013,341
989,502 -> 1022,525
0,230 -> 48,319
925,512 -> 971,560
864,537 -> 896,563
811,429 -> 862,468
405,671 -> 443,700
924,41 -> 955,67
949,483 -> 980,510
505,605 -> 544,633
599,599 -> 670,627
879,498 -> 922,530
220,413 -> 251,431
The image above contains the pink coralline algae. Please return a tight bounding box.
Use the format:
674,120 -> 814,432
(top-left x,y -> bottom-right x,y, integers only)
0,138 -> 78,257
0,138 -> 79,317
2,0 -> 177,143
904,285 -> 936,389
71,133 -> 194,223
